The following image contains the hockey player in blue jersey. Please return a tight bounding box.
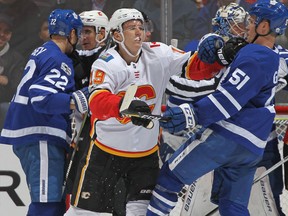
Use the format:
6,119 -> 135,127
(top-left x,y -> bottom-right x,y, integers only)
147,1 -> 288,216
0,9 -> 89,216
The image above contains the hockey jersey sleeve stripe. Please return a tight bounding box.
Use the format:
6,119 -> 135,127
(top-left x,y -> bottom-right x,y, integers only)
29,84 -> 58,93
31,96 -> 45,103
208,94 -> 230,118
217,85 -> 242,110
168,76 -> 219,93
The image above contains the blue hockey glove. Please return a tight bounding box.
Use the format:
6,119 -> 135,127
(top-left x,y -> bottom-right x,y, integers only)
160,103 -> 197,134
71,87 -> 89,114
197,33 -> 224,64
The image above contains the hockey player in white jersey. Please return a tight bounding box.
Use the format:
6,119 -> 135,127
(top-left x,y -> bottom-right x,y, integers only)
147,1 -> 288,216
0,9 -> 89,216
64,8 -> 191,216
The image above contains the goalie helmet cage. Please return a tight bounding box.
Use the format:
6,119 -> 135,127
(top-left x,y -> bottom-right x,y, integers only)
169,105 -> 288,216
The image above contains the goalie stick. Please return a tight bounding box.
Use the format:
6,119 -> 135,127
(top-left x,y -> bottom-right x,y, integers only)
120,85 -> 171,122
205,155 -> 288,216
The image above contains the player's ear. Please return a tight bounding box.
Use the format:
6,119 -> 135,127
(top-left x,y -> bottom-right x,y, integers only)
113,31 -> 123,42
258,20 -> 270,35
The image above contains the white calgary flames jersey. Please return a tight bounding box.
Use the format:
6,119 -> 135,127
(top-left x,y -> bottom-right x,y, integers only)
89,42 -> 190,157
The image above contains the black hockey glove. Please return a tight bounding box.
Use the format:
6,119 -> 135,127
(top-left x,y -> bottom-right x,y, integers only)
216,37 -> 248,66
119,99 -> 154,128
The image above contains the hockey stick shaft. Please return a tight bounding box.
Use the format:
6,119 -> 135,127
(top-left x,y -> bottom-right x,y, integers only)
205,155 -> 288,216
121,111 -> 171,122
120,85 -> 171,122
64,112 -> 88,189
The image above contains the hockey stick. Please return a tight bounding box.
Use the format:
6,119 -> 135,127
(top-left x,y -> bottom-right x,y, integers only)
119,84 -> 138,113
205,155 -> 288,216
120,85 -> 171,122
63,112 -> 88,191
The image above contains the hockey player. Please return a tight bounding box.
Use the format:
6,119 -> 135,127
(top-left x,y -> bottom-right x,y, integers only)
66,9 -> 109,194
0,9 -> 89,216
147,1 -> 288,216
64,8 -> 191,216
163,3 -> 288,215
197,4 -> 288,215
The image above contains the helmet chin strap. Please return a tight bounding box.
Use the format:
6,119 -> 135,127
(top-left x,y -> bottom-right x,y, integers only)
116,31 -> 142,58
67,36 -> 78,52
251,24 -> 271,44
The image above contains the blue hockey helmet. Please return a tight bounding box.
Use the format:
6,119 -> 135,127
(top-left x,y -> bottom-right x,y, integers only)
48,9 -> 83,37
248,0 -> 288,35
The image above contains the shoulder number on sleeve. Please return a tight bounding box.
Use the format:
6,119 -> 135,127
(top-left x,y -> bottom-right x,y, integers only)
229,68 -> 250,90
90,69 -> 105,85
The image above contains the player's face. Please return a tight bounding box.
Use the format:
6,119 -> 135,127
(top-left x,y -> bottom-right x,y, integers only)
122,20 -> 145,55
0,22 -> 12,48
245,15 -> 257,43
80,26 -> 97,50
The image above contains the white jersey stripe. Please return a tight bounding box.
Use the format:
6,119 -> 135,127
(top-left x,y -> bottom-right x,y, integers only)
208,94 -> 230,118
218,85 -> 242,110
216,120 -> 266,148
39,140 -> 48,202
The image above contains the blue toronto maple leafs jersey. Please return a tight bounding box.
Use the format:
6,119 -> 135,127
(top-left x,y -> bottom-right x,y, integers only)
193,44 -> 280,155
0,41 -> 75,149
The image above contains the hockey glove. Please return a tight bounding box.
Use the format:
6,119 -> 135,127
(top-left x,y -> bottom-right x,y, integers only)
160,103 -> 197,134
71,87 -> 89,114
120,99 -> 154,129
197,33 -> 224,64
216,37 -> 248,66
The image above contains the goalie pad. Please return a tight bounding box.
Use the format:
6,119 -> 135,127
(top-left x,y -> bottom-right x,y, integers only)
248,167 -> 280,216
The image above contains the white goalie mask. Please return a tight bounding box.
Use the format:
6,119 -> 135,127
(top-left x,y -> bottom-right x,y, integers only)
79,10 -> 109,44
212,3 -> 247,40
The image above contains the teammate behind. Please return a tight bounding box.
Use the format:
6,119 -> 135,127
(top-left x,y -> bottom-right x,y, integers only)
147,1 -> 288,215
0,9 -> 89,216
65,8 -> 191,216
66,9 -> 109,194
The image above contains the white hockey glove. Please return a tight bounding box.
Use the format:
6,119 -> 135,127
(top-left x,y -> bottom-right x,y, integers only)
160,103 -> 197,134
71,87 -> 89,114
